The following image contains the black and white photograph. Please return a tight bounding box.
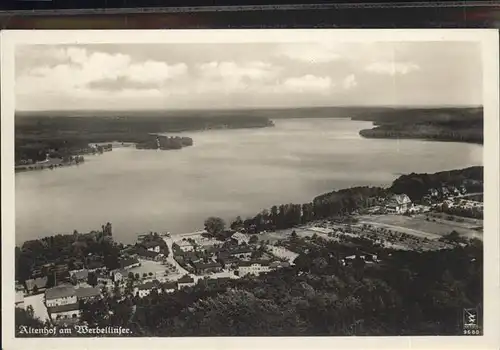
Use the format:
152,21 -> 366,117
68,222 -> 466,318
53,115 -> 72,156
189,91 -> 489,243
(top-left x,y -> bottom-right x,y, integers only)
2,29 -> 499,349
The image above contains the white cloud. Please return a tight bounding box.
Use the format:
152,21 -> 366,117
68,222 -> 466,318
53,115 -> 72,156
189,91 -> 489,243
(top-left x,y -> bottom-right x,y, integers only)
365,61 -> 420,75
197,61 -> 277,81
278,44 -> 342,63
16,47 -> 188,97
280,74 -> 334,93
342,74 -> 357,90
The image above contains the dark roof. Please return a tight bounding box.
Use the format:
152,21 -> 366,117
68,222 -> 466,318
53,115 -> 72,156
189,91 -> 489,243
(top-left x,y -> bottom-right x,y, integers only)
47,302 -> 80,314
75,287 -> 101,299
177,275 -> 195,283
141,241 -> 161,248
137,249 -> 159,258
193,261 -> 222,269
45,285 -> 76,300
120,257 -> 140,268
162,282 -> 178,290
138,282 -> 156,290
87,261 -> 103,269
228,247 -> 253,255
239,260 -> 271,267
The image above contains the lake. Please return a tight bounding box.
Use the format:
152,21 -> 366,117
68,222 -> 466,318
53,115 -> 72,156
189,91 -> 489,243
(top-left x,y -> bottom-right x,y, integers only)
15,118 -> 483,245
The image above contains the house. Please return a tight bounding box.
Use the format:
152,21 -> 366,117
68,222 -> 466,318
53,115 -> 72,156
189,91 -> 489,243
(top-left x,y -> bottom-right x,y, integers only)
87,261 -> 105,272
269,261 -> 291,269
223,246 -> 253,259
161,282 -> 178,293
110,269 -> 126,283
177,275 -> 196,289
70,269 -> 89,284
45,285 -> 77,307
219,257 -> 240,269
428,188 -> 439,198
120,257 -> 141,270
237,260 -> 271,276
386,194 -> 412,214
15,290 -> 25,308
136,249 -> 161,261
47,303 -> 81,323
192,261 -> 223,275
141,241 -> 161,253
173,240 -> 195,252
230,232 -> 249,245
96,273 -> 113,286
75,286 -> 101,301
135,281 -> 160,298
25,276 -> 48,294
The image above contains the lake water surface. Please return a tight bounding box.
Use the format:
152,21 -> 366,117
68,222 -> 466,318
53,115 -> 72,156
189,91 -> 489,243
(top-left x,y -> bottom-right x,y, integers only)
15,118 -> 483,244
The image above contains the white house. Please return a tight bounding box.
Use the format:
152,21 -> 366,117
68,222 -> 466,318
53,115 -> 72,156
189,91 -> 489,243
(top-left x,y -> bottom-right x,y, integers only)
177,275 -> 196,289
134,281 -> 156,298
238,261 -> 271,276
161,282 -> 178,294
174,240 -> 195,252
142,241 -> 161,253
386,194 -> 412,214
110,269 -> 126,283
47,303 -> 81,323
231,232 -> 249,245
45,285 -> 77,307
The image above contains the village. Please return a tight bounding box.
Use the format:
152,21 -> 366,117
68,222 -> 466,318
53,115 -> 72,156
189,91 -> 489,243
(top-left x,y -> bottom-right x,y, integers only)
15,182 -> 483,327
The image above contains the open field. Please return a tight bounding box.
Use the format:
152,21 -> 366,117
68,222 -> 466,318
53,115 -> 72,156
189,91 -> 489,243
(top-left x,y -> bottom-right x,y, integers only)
358,214 -> 481,239
23,294 -> 49,322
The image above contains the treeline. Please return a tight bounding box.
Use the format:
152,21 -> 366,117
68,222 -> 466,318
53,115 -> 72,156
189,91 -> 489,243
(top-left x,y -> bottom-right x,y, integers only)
230,187 -> 388,233
390,166 -> 483,201
15,226 -> 120,285
72,237 -> 483,336
15,114 -> 273,163
355,107 -> 483,144
135,135 -> 193,150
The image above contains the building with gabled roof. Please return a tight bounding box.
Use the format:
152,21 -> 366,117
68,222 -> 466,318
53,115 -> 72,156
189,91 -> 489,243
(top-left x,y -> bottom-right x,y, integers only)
386,194 -> 412,214
45,284 -> 77,307
25,276 -> 49,294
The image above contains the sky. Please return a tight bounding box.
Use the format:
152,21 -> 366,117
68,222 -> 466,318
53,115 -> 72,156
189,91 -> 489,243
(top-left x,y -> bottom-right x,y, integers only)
15,41 -> 483,111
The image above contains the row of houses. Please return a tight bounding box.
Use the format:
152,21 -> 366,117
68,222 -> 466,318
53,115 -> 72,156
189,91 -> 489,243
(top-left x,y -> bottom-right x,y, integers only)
44,284 -> 101,325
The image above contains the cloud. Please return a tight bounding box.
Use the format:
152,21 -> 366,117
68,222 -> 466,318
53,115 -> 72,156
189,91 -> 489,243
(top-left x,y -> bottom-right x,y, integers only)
365,61 -> 420,75
277,44 -> 342,63
197,61 -> 277,81
342,74 -> 357,90
16,47 -> 188,97
280,74 -> 334,93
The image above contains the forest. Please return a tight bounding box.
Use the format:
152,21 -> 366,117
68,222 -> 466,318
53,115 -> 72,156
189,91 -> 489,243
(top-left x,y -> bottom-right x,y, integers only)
14,113 -> 274,163
355,107 -> 483,144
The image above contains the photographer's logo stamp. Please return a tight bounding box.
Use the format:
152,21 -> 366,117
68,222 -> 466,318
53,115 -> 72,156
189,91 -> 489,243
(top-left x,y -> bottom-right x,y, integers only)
462,308 -> 481,335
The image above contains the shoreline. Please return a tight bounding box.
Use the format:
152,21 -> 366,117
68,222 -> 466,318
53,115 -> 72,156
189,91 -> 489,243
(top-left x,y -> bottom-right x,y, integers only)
15,165 -> 483,248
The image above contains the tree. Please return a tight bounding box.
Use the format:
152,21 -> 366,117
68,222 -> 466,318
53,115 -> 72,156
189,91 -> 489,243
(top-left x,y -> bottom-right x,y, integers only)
204,217 -> 226,236
87,272 -> 98,287
249,235 -> 259,244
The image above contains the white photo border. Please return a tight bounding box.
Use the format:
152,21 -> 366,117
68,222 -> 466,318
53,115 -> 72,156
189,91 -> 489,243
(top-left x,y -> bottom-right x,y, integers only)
2,29 -> 499,350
